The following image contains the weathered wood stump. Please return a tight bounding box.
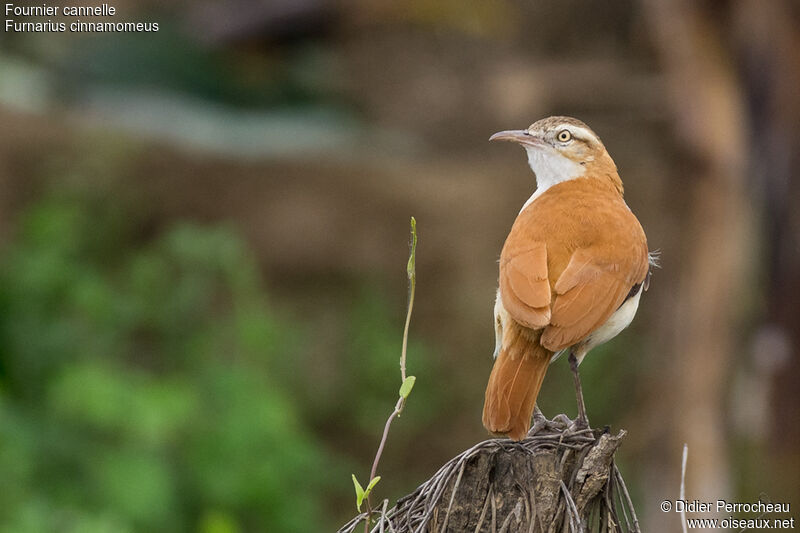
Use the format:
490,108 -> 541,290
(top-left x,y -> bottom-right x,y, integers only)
339,416 -> 640,533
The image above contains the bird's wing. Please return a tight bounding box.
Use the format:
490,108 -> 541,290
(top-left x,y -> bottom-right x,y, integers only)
539,245 -> 647,351
499,179 -> 649,349
499,241 -> 551,329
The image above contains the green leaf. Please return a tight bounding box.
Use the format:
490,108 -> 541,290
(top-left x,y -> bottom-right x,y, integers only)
365,476 -> 381,497
352,474 -> 365,511
406,217 -> 417,279
399,376 -> 416,399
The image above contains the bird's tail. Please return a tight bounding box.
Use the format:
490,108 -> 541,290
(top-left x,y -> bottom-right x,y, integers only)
482,323 -> 552,441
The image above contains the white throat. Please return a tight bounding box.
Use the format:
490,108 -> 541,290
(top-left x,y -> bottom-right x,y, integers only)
520,146 -> 585,212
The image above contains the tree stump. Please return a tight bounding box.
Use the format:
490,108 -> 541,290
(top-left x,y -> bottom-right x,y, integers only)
339,416 -> 641,533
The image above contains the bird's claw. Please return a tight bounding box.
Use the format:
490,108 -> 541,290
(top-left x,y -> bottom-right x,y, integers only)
527,405 -> 548,436
567,416 -> 591,434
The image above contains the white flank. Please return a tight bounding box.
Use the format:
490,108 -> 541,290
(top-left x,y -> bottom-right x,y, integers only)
492,289 -> 509,359
577,285 -> 642,364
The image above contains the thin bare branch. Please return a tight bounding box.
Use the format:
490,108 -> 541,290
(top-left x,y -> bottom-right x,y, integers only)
680,444 -> 688,533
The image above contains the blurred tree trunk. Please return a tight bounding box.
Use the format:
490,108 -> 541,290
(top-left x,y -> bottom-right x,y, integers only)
733,0 -> 800,503
642,0 -> 750,529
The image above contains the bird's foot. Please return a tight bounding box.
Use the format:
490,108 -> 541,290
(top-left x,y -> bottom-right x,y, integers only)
527,412 -> 594,437
567,415 -> 591,434
527,405 -> 549,436
548,413 -> 573,432
527,418 -> 547,437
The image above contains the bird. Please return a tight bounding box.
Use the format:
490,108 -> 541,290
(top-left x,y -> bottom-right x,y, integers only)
482,116 -> 651,441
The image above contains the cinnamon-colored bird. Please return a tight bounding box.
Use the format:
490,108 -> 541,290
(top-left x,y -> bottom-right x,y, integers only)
482,116 -> 651,441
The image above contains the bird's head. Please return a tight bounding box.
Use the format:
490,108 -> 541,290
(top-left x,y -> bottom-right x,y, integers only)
490,116 -> 621,194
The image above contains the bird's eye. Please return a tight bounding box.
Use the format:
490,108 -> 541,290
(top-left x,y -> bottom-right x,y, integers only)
557,130 -> 572,142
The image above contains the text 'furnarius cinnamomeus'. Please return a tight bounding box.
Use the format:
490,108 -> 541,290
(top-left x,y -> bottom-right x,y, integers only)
483,116 -> 652,441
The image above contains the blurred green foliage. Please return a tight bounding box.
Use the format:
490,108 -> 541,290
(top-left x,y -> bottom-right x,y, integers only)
0,193 -> 324,532
68,26 -> 339,109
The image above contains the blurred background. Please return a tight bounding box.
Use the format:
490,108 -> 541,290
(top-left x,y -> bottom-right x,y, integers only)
1,0 -> 798,531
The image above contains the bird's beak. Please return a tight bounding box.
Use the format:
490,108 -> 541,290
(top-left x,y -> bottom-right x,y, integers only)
489,129 -> 543,147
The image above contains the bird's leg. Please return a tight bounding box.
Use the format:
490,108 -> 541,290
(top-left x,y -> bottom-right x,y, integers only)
568,351 -> 590,430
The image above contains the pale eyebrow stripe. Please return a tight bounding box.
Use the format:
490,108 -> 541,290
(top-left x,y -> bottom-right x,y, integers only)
565,125 -> 599,144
